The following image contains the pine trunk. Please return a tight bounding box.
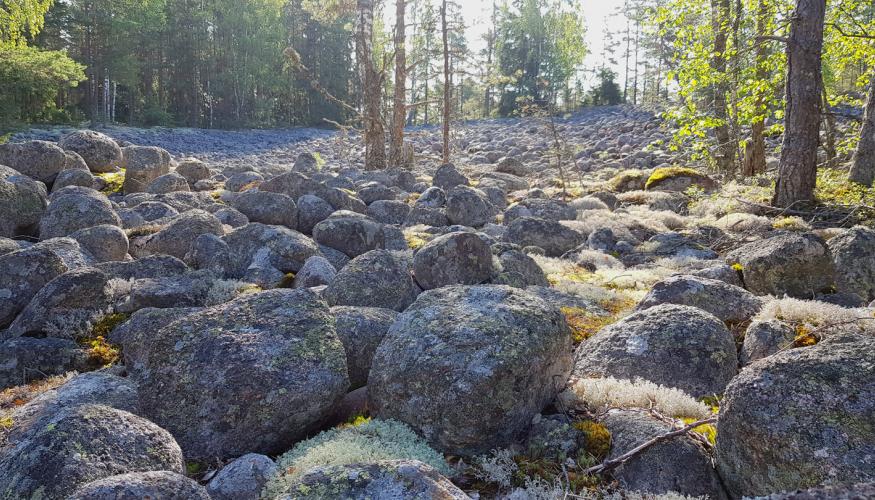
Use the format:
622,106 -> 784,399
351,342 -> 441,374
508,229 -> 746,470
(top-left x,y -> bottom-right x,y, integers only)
849,75 -> 875,185
388,0 -> 407,168
357,0 -> 386,170
773,0 -> 826,208
441,0 -> 450,163
711,0 -> 735,174
742,0 -> 769,176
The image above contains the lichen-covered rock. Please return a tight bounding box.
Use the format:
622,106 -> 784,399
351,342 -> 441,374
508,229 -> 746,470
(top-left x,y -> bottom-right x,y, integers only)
207,453 -> 276,500
141,209 -> 223,260
413,232 -> 495,290
726,232 -> 835,297
490,247 -> 550,288
52,168 -> 94,191
293,255 -> 336,288
0,140 -> 67,184
432,163 -> 469,191
111,307 -> 201,372
369,285 -> 572,455
0,337 -> 89,390
226,171 -> 264,192
445,185 -> 496,227
95,254 -> 188,280
754,482 -> 875,500
121,145 -> 172,193
828,226 -> 875,301
69,224 -> 129,262
367,199 -> 410,225
131,289 -> 349,460
5,267 -> 121,340
404,206 -> 449,227
117,271 -> 226,312
637,274 -> 763,324
324,250 -> 420,312
145,171 -> 190,194
296,194 -> 333,234
58,130 -> 123,173
602,409 -> 727,499
68,471 -> 211,500
0,166 -> 47,238
502,216 -> 584,257
415,186 -> 446,208
715,334 -> 875,498
0,238 -> 88,328
1,371 -> 139,452
358,182 -> 395,205
39,188 -> 121,239
496,156 -> 529,176
525,414 -> 585,461
273,460 -> 469,500
0,404 -> 184,500
739,319 -> 796,366
331,306 -> 399,389
175,157 -> 211,185
230,190 -> 298,229
221,223 -> 320,285
572,304 -> 737,398
313,211 -> 405,258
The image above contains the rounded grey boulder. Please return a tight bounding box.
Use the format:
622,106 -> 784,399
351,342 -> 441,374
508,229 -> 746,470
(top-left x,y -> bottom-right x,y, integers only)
726,232 -> 835,297
324,249 -> 420,312
131,289 -> 349,460
0,140 -> 67,184
59,130 -> 123,173
715,334 -> 875,498
206,453 -> 277,500
572,303 -> 737,398
121,145 -> 172,193
39,189 -> 121,239
636,274 -> 763,324
141,209 -> 223,260
502,216 -> 584,257
69,224 -> 129,262
603,409 -> 727,499
313,211 -> 405,258
68,471 -> 210,500
413,232 -> 495,290
445,185 -> 496,227
145,171 -> 190,194
0,404 -> 184,499
369,285 -> 572,455
331,305 -> 399,389
829,225 -> 875,301
230,190 -> 298,229
0,166 -> 47,238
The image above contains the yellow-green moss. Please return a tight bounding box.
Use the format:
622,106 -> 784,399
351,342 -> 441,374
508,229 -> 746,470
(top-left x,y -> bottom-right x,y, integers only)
681,417 -> 718,446
645,166 -> 706,191
573,420 -> 612,460
561,307 -> 615,343
80,313 -> 129,367
96,169 -> 126,195
608,169 -> 647,192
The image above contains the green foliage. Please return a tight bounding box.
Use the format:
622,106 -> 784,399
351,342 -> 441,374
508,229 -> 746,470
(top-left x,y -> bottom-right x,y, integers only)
0,0 -> 54,45
0,44 -> 85,131
588,68 -> 623,106
495,0 -> 587,116
815,168 -> 875,221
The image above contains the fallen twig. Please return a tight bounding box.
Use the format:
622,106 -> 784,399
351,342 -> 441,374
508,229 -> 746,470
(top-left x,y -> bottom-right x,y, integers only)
583,416 -> 718,475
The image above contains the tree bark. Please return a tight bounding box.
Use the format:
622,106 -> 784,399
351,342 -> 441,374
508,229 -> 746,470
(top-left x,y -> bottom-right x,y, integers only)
357,0 -> 386,170
743,0 -> 769,176
773,0 -> 825,208
849,74 -> 875,185
440,0 -> 450,163
711,0 -> 735,174
388,0 -> 407,168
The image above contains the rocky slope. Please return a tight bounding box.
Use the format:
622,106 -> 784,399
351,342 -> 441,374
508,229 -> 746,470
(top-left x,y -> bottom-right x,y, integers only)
0,106 -> 872,499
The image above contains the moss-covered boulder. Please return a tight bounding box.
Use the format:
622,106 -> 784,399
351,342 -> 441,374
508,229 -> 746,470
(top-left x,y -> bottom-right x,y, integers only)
644,166 -> 716,192
369,285 -> 572,456
725,232 -> 835,298
131,288 -> 349,461
715,334 -> 875,497
0,404 -> 184,500
572,304 -> 737,398
69,471 -> 210,500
